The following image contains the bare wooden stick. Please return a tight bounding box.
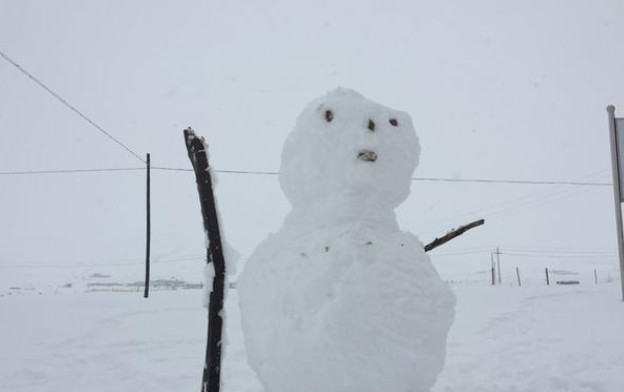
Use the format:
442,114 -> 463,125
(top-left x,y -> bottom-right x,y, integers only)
424,219 -> 485,252
184,128 -> 226,392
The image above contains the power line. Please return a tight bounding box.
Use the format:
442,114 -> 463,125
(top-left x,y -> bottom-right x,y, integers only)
432,247 -> 618,258
502,248 -> 616,255
494,246 -> 617,260
0,254 -> 206,268
0,47 -> 611,185
481,185 -> 602,221
0,49 -> 145,163
0,167 -> 145,175
413,177 -> 610,186
153,167 -> 279,176
431,249 -> 490,257
0,261 -> 146,268
501,252 -> 616,260
151,166 -> 193,172
152,166 -> 612,186
0,162 -> 614,187
1,165 -> 613,187
420,169 -> 611,233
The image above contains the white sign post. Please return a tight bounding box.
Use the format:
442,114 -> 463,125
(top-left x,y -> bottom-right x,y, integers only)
607,105 -> 624,302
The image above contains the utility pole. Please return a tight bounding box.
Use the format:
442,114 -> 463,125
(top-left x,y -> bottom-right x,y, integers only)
144,153 -> 151,298
496,247 -> 502,285
607,105 -> 624,301
490,252 -> 496,286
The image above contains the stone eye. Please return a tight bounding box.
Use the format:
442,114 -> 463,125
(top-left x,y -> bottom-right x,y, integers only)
325,110 -> 334,122
389,118 -> 398,126
368,119 -> 376,131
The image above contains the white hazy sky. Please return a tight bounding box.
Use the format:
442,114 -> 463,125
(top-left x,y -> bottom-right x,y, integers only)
1,0 -> 624,283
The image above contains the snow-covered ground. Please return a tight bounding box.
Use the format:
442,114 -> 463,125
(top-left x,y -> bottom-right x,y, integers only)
1,281 -> 623,392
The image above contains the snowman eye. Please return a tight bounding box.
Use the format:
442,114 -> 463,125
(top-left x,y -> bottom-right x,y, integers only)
325,110 -> 334,122
368,119 -> 376,131
389,118 -> 398,126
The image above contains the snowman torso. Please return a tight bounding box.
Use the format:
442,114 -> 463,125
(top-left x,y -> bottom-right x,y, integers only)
237,88 -> 455,392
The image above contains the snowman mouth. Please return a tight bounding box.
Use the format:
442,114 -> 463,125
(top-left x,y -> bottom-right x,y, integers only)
357,150 -> 378,162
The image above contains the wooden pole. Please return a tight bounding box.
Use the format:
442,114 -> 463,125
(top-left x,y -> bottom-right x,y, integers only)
144,153 -> 151,298
607,105 -> 624,301
496,247 -> 502,285
184,128 -> 226,392
594,269 -> 598,285
491,252 -> 496,286
545,267 -> 550,286
516,267 -> 521,287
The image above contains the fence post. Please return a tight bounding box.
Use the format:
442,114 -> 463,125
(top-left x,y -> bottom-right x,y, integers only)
516,267 -> 522,287
184,128 -> 226,392
545,267 -> 550,286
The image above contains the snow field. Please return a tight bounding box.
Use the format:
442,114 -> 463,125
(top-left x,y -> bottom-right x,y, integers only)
435,284 -> 624,392
1,283 -> 623,392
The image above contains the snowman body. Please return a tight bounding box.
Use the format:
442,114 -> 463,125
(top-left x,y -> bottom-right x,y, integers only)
237,88 -> 455,392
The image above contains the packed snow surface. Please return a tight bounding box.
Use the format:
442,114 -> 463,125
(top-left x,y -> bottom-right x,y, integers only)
2,283 -> 624,392
237,88 -> 455,392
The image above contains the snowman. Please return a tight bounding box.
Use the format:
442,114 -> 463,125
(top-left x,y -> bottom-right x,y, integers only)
237,88 -> 455,392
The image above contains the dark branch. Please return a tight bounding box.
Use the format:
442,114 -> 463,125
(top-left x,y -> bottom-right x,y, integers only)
424,219 -> 485,252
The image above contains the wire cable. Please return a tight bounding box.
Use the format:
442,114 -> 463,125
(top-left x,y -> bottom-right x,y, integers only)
152,166 -> 612,186
0,167 -> 145,175
0,47 -> 612,184
151,166 -> 193,172
502,248 -> 616,255
0,254 -> 206,268
419,169 -> 611,233
0,49 -> 145,163
3,164 -> 611,188
500,252 -> 616,260
412,177 -> 610,186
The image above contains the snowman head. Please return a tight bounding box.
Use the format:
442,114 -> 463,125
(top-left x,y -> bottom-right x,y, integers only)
280,88 -> 420,209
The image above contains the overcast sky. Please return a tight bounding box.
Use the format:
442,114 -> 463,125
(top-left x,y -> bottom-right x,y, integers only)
1,0 -> 624,286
